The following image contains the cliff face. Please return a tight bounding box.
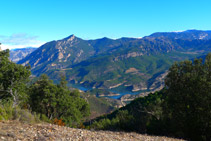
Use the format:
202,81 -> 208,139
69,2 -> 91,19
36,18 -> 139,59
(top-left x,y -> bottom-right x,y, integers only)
0,121 -> 183,141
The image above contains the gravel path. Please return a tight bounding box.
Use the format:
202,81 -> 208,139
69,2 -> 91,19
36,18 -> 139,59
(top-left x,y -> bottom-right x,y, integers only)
0,121 -> 183,141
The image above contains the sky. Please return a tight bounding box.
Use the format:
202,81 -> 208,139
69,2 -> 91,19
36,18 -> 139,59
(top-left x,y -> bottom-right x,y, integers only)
1,0 -> 211,49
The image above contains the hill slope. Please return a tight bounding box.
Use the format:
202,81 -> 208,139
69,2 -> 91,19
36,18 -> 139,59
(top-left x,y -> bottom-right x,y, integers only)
0,121 -> 183,141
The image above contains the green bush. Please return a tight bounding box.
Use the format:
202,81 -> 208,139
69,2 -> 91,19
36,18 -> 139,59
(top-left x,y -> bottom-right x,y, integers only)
0,100 -> 13,120
0,100 -> 49,124
12,108 -> 35,123
40,114 -> 51,123
91,118 -> 112,130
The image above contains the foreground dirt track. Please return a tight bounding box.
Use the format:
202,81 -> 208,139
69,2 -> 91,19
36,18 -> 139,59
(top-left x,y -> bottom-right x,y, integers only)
0,121 -> 183,141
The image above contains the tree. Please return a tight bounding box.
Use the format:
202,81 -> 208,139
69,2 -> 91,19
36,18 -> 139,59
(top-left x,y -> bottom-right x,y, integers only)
29,74 -> 90,126
0,49 -> 31,107
29,74 -> 57,119
164,53 -> 211,140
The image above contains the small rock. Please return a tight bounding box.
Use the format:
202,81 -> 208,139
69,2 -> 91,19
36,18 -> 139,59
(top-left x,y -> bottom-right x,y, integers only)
7,133 -> 15,138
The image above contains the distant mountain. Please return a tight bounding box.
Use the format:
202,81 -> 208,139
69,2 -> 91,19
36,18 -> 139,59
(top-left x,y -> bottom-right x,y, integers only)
147,29 -> 211,40
18,35 -> 138,75
10,47 -> 37,62
17,30 -> 211,97
61,39 -> 211,93
18,35 -> 97,74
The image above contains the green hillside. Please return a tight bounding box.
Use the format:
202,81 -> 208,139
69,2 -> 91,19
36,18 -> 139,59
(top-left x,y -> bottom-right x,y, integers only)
88,53 -> 211,140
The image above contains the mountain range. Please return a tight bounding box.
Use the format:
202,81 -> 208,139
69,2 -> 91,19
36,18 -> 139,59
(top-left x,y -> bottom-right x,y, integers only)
10,47 -> 37,62
17,30 -> 211,98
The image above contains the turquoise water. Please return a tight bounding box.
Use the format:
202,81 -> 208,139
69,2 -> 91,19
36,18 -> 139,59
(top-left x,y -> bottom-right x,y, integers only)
67,83 -> 148,99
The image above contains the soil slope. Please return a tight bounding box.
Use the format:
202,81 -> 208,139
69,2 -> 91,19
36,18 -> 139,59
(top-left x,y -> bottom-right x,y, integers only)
0,121 -> 183,141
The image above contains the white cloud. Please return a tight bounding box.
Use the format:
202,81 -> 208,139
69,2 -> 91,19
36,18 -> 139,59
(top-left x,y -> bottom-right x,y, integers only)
1,43 -> 45,50
0,33 -> 46,50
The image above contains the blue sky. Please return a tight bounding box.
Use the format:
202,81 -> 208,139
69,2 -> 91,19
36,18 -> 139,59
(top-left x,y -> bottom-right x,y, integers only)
1,0 -> 211,49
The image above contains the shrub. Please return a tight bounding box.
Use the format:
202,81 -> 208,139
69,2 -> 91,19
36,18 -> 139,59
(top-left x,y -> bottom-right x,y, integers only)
0,100 -> 13,120
12,108 -> 35,123
53,118 -> 65,126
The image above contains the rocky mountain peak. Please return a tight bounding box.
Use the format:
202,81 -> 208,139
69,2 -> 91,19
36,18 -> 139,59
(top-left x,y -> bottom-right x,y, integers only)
64,34 -> 76,42
68,34 -> 75,41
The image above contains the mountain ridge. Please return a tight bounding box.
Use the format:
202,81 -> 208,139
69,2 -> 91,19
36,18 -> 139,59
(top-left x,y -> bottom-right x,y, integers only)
17,30 -> 211,98
146,29 -> 211,40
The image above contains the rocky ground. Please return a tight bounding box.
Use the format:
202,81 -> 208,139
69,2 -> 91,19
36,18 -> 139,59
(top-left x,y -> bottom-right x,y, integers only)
0,120 -> 184,141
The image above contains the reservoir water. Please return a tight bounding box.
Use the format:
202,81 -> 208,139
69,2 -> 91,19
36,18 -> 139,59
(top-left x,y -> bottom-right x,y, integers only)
67,83 -> 148,99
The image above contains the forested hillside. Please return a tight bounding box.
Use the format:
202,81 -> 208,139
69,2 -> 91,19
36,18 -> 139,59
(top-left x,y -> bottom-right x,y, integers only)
88,53 -> 211,141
